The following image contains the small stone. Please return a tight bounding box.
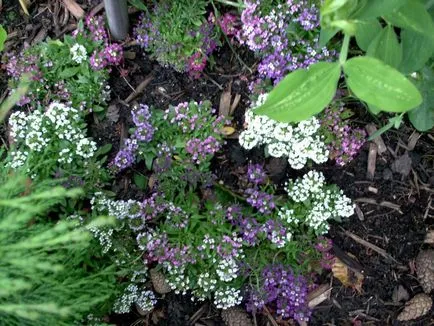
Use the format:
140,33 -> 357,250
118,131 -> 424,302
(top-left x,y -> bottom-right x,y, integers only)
150,268 -> 171,294
382,168 -> 393,181
416,250 -> 434,294
397,293 -> 432,321
391,152 -> 412,177
392,285 -> 409,302
221,306 -> 253,326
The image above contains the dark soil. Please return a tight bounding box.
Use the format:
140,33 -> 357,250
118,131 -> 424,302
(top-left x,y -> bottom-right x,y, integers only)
1,1 -> 433,325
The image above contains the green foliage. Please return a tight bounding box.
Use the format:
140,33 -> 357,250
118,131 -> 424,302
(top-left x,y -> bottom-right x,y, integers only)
254,62 -> 341,122
0,24 -> 6,52
408,67 -> 434,131
343,56 -> 422,112
0,167 -> 118,325
366,25 -> 402,68
257,0 -> 433,132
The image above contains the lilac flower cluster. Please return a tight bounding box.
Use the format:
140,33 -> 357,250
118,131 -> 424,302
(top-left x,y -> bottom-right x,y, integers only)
237,0 -> 336,82
111,104 -> 154,172
314,237 -> 334,270
321,105 -> 366,166
134,2 -> 217,76
186,136 -> 221,164
215,12 -> 239,36
247,265 -> 311,323
245,188 -> 276,215
247,163 -> 267,185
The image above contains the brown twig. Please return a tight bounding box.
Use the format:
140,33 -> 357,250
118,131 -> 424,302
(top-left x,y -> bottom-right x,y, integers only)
263,306 -> 279,326
342,230 -> 400,264
355,197 -> 403,214
124,73 -> 154,103
366,142 -> 377,180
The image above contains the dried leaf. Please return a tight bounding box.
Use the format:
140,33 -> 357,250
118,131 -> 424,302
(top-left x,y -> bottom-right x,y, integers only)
18,0 -> 30,15
308,284 -> 332,308
397,293 -> 432,321
150,268 -> 171,294
392,285 -> 409,302
221,306 -> 253,326
221,126 -> 235,136
62,0 -> 84,19
107,104 -> 120,123
219,89 -> 232,117
332,256 -> 364,293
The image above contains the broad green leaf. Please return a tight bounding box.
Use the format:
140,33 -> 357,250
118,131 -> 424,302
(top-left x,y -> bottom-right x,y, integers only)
321,0 -> 352,16
352,0 -> 407,19
133,173 -> 148,190
400,29 -> 434,74
255,62 -> 341,122
366,25 -> 402,68
319,27 -> 339,47
408,69 -> 434,131
384,1 -> 434,39
59,67 -> 80,79
321,0 -> 359,34
367,104 -> 381,115
128,0 -> 147,11
354,19 -> 382,51
0,25 -> 6,52
344,56 -> 422,112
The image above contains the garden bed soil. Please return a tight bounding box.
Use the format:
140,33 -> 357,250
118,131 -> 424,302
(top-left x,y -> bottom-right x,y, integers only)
1,1 -> 433,325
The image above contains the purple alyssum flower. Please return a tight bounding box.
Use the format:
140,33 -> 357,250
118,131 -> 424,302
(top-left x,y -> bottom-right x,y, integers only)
245,188 -> 275,215
247,163 -> 267,185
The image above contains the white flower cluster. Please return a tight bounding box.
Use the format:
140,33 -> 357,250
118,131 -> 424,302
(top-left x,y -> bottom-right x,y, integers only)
191,272 -> 218,302
8,102 -> 97,169
216,258 -> 239,282
213,286 -> 242,309
164,264 -> 191,295
239,95 -> 329,169
91,192 -> 142,220
283,171 -> 354,234
70,43 -> 87,64
113,284 -> 156,314
88,225 -> 114,253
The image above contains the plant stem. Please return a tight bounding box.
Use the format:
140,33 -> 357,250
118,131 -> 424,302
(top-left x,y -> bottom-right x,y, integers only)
339,33 -> 350,65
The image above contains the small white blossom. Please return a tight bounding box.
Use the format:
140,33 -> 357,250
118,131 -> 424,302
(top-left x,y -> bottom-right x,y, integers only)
214,286 -> 242,309
70,43 -> 87,64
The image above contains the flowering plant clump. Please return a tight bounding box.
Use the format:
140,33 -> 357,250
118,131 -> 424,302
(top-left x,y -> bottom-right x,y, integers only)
320,104 -> 366,166
239,94 -> 329,169
3,15 -> 123,114
7,102 -> 109,189
237,0 -> 336,83
111,100 -> 228,198
134,0 -> 218,77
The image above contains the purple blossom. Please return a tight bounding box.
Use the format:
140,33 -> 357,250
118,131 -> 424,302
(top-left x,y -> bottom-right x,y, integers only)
247,163 -> 266,185
110,138 -> 138,171
90,51 -> 107,70
185,136 -> 221,164
247,265 -> 311,322
237,217 -> 262,245
217,13 -> 239,36
141,192 -> 167,220
132,104 -> 152,126
134,122 -> 154,142
85,15 -> 108,42
245,188 -> 275,215
103,43 -> 123,65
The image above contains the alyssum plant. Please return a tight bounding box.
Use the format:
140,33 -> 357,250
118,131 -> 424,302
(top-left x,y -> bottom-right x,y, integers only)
253,0 -> 434,132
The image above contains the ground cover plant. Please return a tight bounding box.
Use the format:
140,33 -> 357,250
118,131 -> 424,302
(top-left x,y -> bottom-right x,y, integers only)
0,0 -> 433,325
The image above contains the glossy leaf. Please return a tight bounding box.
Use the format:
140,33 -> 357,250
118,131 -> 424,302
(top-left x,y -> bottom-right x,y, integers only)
408,70 -> 434,131
0,25 -> 6,52
354,19 -> 382,51
344,56 -> 422,112
384,1 -> 434,39
367,25 -> 402,68
255,62 -> 341,122
400,29 -> 434,74
353,0 -> 407,19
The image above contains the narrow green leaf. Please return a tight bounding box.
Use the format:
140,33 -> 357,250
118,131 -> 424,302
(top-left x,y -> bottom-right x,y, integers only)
400,29 -> 434,74
0,25 -> 7,52
366,25 -> 402,68
354,19 -> 382,51
352,0 -> 407,19
384,1 -> 434,39
128,0 -> 147,11
59,67 -> 80,79
344,56 -> 422,112
255,62 -> 341,122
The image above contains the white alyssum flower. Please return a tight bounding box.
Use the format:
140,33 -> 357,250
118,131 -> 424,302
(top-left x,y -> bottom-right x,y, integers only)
70,43 -> 87,64
216,258 -> 239,282
8,102 -> 98,172
113,284 -> 156,314
239,94 -> 329,169
283,171 -> 354,234
192,272 -> 218,302
8,150 -> 28,169
214,286 -> 242,309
